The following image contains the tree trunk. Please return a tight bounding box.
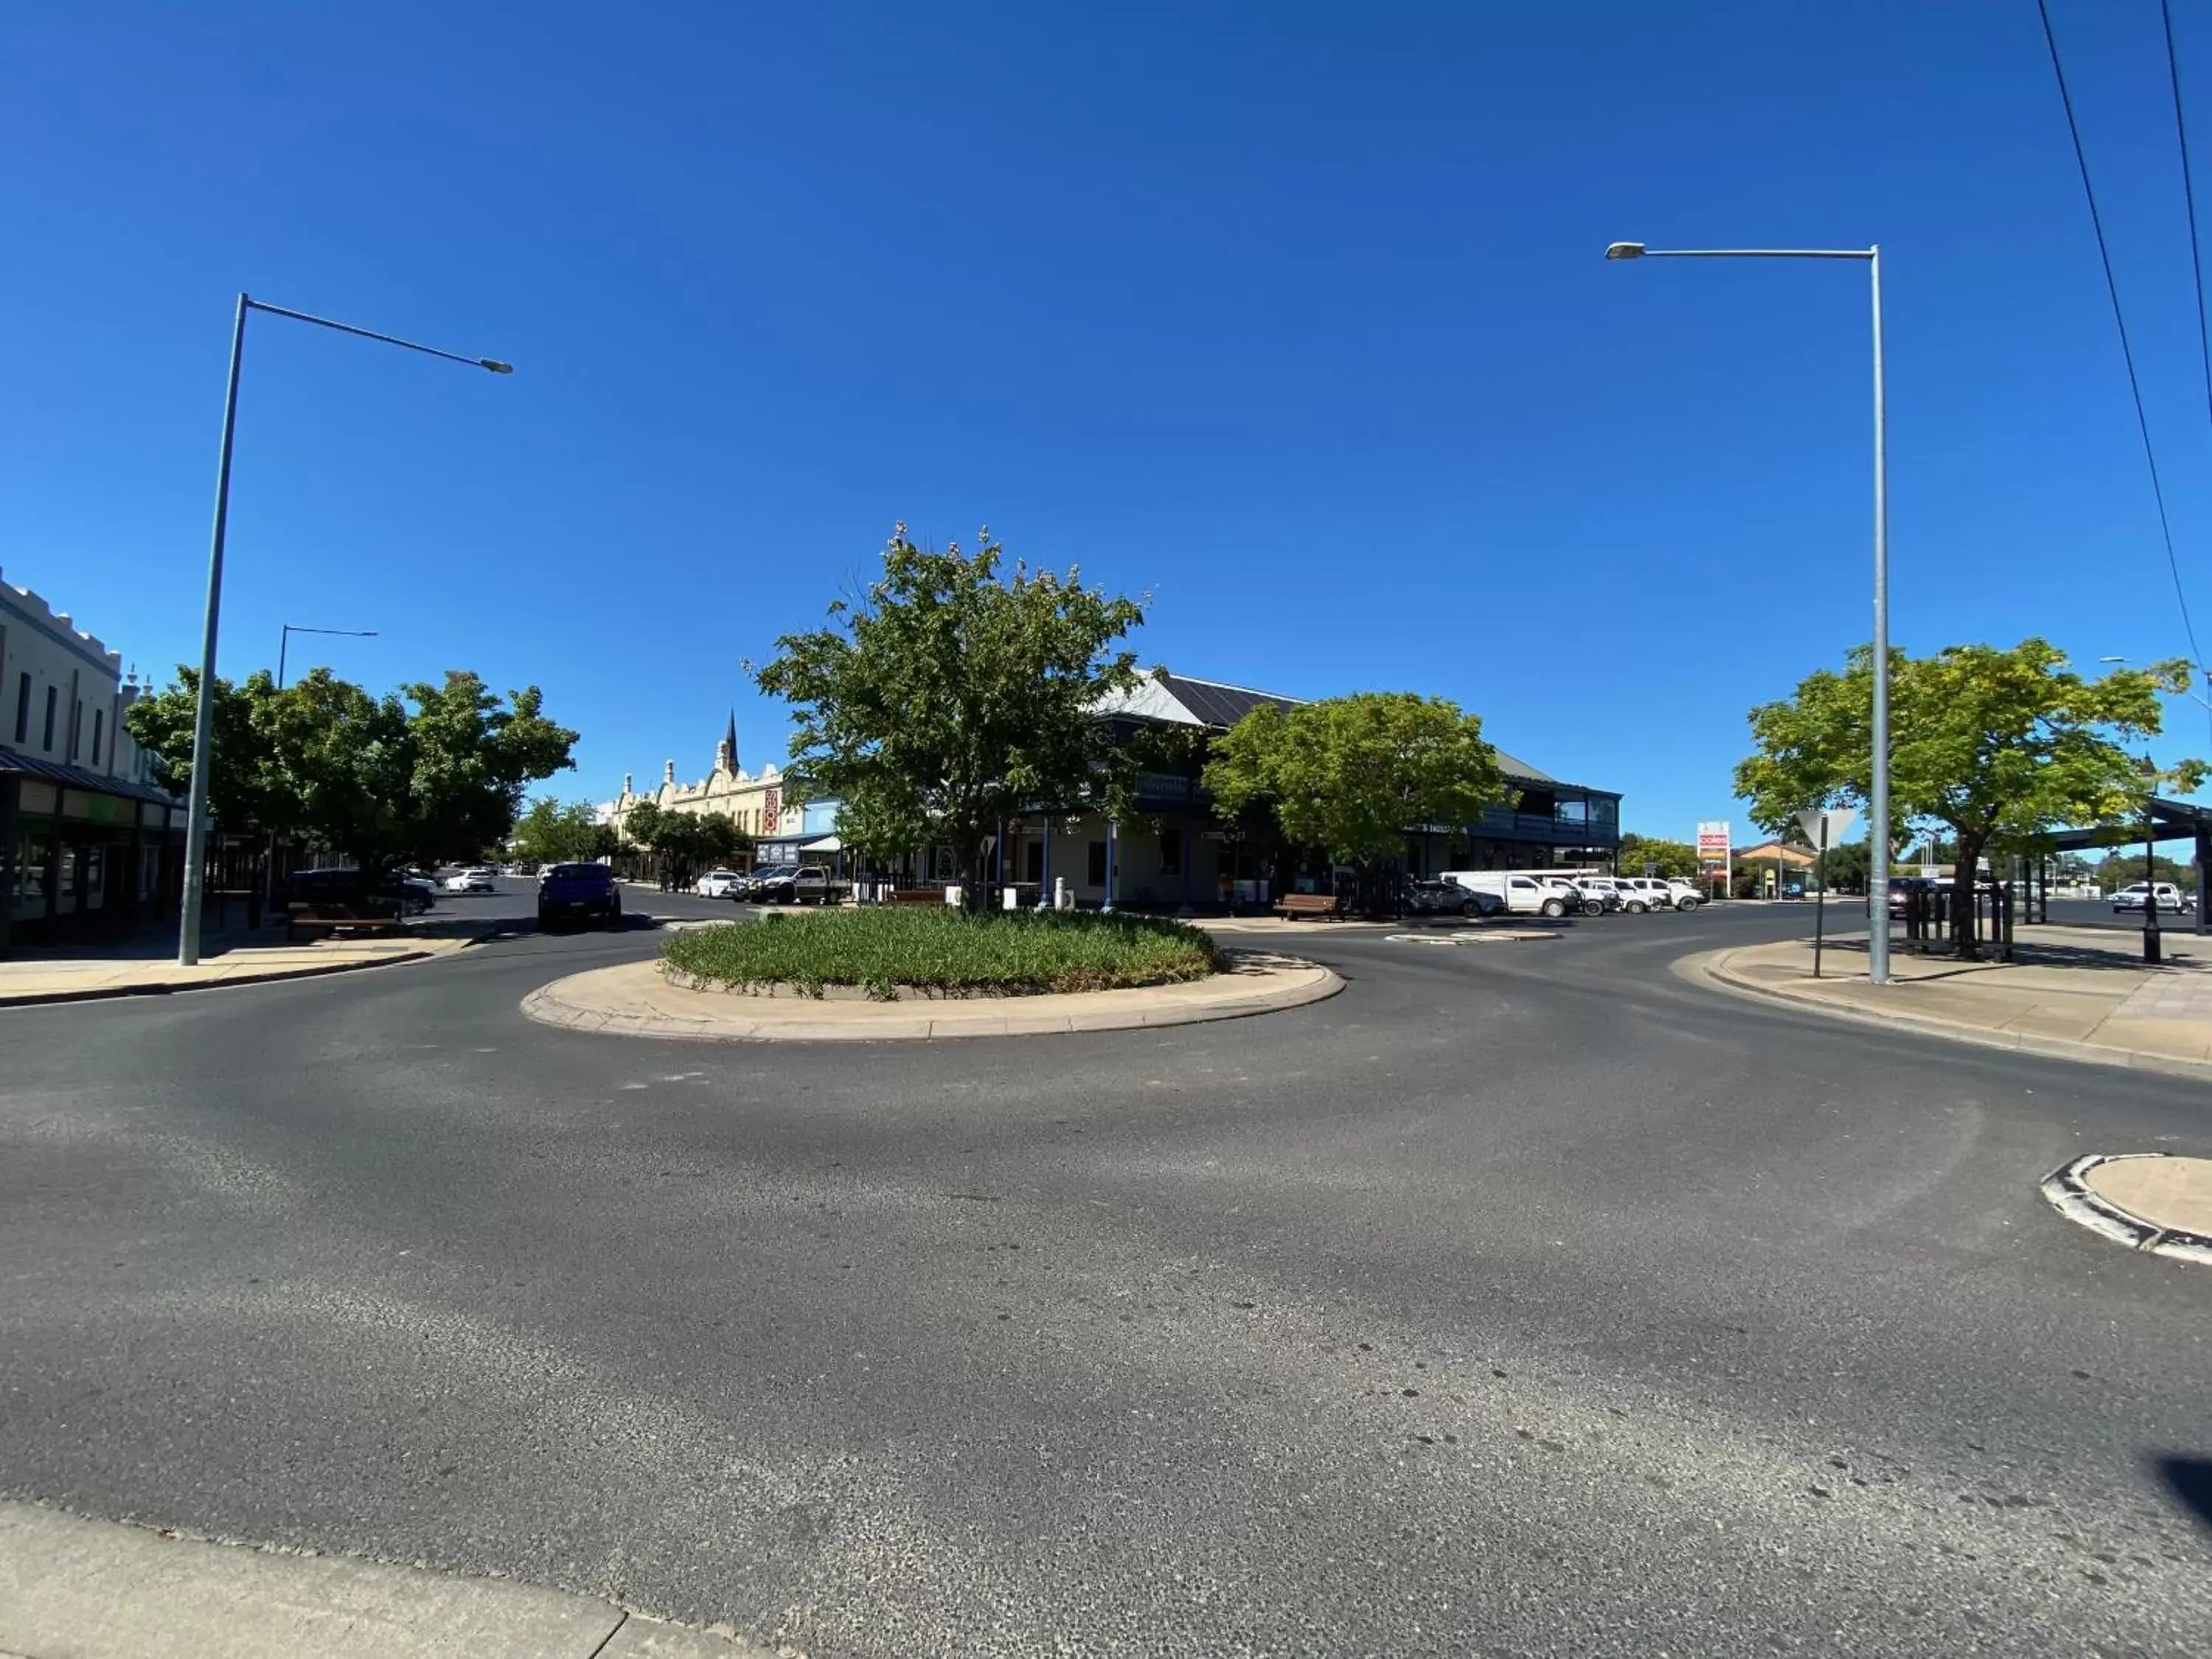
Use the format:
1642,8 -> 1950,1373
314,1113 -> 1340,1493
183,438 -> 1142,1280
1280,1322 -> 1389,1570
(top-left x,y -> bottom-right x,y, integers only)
1950,832 -> 1989,959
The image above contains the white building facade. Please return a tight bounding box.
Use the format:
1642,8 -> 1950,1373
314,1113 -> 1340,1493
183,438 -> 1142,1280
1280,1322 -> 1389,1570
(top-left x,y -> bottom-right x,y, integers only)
1,570 -> 186,953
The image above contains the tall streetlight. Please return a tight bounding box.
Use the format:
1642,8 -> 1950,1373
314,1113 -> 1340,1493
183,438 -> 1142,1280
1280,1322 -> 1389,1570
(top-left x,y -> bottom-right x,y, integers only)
1604,240 -> 1891,984
278,624 -> 379,689
178,295 -> 511,966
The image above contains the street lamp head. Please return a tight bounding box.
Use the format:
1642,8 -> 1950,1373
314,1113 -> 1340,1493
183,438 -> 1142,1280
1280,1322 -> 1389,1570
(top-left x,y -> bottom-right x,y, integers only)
1604,242 -> 1646,261
479,359 -> 514,375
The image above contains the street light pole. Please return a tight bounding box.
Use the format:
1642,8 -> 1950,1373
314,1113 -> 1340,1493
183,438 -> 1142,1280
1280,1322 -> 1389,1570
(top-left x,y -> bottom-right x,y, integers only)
176,293 -> 511,967
1604,240 -> 1892,983
278,624 -> 379,689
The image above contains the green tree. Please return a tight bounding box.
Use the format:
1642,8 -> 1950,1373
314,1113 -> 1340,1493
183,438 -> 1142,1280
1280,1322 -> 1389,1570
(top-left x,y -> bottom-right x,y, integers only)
1820,838 -> 1871,895
128,666 -> 577,877
755,524 -> 1150,900
125,668 -> 300,837
1616,833 -> 1700,879
620,801 -> 665,855
1734,641 -> 2205,953
1203,692 -> 1505,906
510,797 -> 611,867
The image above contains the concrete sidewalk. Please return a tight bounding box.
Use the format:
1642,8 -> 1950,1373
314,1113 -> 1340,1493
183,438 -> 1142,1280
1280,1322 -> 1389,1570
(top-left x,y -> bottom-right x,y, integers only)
0,924 -> 496,1009
1691,923 -> 2212,1078
0,1501 -> 761,1658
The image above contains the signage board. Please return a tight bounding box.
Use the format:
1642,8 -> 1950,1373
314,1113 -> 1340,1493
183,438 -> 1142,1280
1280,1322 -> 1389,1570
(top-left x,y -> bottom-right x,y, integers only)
1791,806 -> 1859,850
1696,820 -> 1731,867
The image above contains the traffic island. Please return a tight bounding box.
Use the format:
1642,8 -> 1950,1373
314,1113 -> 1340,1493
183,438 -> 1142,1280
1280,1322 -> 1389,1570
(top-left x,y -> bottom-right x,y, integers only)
2041,1154 -> 2212,1267
521,950 -> 1340,1041
1683,925 -> 2212,1080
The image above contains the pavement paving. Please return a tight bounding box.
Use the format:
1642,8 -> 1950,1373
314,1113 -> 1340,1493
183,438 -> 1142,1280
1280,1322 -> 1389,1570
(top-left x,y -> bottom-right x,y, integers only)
1696,922 -> 2212,1076
5,894 -> 2211,1656
0,1500 -> 761,1658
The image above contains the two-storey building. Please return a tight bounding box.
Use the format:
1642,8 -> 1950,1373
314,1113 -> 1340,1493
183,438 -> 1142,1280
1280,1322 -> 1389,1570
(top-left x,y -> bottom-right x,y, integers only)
1,571 -> 187,953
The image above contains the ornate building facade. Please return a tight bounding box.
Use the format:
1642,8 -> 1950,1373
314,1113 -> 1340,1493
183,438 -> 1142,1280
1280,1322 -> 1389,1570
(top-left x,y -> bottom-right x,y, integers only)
607,712 -> 804,856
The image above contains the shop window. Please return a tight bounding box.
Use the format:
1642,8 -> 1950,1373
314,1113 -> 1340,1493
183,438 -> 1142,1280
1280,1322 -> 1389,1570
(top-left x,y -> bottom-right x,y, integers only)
1088,841 -> 1108,886
1159,832 -> 1180,877
13,828 -> 52,919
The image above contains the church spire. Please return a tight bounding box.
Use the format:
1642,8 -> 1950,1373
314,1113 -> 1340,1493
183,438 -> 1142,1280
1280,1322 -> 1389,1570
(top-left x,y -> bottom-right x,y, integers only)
717,709 -> 740,776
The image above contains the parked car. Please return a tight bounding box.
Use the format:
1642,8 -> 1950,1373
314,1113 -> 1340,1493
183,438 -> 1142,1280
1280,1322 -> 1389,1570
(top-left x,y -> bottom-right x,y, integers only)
537,862 -> 622,929
1660,878 -> 1704,912
284,867 -> 410,925
2112,881 -> 2194,914
1572,877 -> 1632,913
394,874 -> 437,915
1618,876 -> 1674,911
737,863 -> 797,902
445,867 -> 496,895
751,863 -> 849,905
695,868 -> 747,899
1439,870 -> 1582,919
1404,877 -> 1501,918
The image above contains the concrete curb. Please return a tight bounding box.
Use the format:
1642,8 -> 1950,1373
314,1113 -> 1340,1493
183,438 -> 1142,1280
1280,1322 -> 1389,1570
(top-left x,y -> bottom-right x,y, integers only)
518,950 -> 1343,1043
1675,945 -> 2212,1084
2039,1154 -> 2212,1267
0,950 -> 437,1010
0,1499 -> 762,1658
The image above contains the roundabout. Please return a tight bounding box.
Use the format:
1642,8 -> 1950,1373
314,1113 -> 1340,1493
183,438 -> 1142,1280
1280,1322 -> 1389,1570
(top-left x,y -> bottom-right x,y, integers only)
520,947 -> 1341,1040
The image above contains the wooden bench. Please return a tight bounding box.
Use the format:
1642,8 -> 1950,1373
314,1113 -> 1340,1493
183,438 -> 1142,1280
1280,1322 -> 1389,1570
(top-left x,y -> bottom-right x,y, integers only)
285,900 -> 403,942
1273,891 -> 1346,921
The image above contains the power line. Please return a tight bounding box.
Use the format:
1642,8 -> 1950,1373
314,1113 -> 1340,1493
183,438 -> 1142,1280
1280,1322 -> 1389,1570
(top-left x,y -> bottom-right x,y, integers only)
2037,0 -> 2210,712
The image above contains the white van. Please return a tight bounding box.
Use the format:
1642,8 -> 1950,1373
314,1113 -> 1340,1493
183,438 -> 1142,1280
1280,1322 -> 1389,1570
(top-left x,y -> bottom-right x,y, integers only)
1440,870 -> 1577,919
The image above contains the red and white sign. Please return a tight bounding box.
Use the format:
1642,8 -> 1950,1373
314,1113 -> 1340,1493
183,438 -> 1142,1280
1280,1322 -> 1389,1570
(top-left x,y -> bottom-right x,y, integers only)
1696,820 -> 1731,867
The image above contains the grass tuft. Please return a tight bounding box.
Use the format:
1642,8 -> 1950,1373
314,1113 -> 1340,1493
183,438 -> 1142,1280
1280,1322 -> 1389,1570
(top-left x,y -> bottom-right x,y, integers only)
661,906 -> 1222,1000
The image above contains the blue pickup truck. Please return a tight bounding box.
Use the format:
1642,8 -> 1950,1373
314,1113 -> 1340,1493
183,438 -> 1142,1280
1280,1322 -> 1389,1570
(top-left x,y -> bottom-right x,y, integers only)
537,862 -> 622,931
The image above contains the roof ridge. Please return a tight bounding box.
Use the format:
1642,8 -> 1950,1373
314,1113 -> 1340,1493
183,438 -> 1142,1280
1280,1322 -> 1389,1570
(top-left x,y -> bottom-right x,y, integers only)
1160,671 -> 1308,704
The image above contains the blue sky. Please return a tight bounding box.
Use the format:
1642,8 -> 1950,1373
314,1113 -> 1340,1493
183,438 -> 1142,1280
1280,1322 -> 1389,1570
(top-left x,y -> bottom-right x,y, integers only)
7,1 -> 2212,839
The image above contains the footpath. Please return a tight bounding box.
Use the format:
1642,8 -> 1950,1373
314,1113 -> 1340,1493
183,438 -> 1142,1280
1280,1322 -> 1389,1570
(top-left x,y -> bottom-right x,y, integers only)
0,919 -> 501,1009
1691,922 -> 2212,1079
0,1500 -> 759,1658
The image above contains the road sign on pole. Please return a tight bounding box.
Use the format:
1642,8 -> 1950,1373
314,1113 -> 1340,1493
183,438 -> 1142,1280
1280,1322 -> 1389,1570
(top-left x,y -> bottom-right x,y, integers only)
1790,808 -> 1856,977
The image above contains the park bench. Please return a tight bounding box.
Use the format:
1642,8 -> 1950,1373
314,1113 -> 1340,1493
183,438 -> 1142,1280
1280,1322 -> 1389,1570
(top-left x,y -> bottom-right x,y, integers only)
285,898 -> 403,942
1273,891 -> 1346,921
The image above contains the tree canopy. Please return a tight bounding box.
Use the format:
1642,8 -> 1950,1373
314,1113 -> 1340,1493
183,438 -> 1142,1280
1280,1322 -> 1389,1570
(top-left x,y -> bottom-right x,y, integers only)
1733,640 -> 2204,949
128,667 -> 577,873
1617,832 -> 1700,879
1202,692 -> 1505,868
508,797 -> 613,867
754,525 -> 1150,894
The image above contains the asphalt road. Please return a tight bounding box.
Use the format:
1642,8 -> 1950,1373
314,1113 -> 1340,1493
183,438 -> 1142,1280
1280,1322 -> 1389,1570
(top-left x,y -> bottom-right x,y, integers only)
4,888 -> 2209,1656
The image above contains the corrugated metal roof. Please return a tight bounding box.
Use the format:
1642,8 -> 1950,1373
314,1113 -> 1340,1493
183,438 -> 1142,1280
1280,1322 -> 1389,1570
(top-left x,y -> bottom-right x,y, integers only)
0,745 -> 181,808
1153,675 -> 1561,785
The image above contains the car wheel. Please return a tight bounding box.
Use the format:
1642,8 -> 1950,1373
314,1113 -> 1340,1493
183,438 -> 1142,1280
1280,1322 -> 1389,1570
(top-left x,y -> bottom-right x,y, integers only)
1540,897 -> 1566,919
1625,900 -> 1647,914
1674,896 -> 1699,912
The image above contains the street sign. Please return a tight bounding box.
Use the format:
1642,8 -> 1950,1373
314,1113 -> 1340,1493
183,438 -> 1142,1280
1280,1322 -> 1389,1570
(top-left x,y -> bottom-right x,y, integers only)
1792,806 -> 1858,849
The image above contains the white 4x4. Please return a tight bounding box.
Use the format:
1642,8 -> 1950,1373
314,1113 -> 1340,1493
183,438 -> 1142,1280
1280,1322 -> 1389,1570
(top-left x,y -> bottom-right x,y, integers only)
1661,878 -> 1703,911
2113,881 -> 2192,914
1618,876 -> 1674,911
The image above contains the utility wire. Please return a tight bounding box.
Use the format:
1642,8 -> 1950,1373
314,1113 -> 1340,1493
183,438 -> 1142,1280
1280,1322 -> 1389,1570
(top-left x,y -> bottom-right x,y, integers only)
2160,0 -> 2212,743
2037,0 -> 2210,726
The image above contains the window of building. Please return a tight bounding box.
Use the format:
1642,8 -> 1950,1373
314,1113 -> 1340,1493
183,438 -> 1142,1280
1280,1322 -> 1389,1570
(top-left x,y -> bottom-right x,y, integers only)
69,700 -> 82,761
91,709 -> 103,768
43,686 -> 57,751
1024,841 -> 1043,883
1088,841 -> 1108,886
12,673 -> 26,743
1158,831 -> 1180,877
